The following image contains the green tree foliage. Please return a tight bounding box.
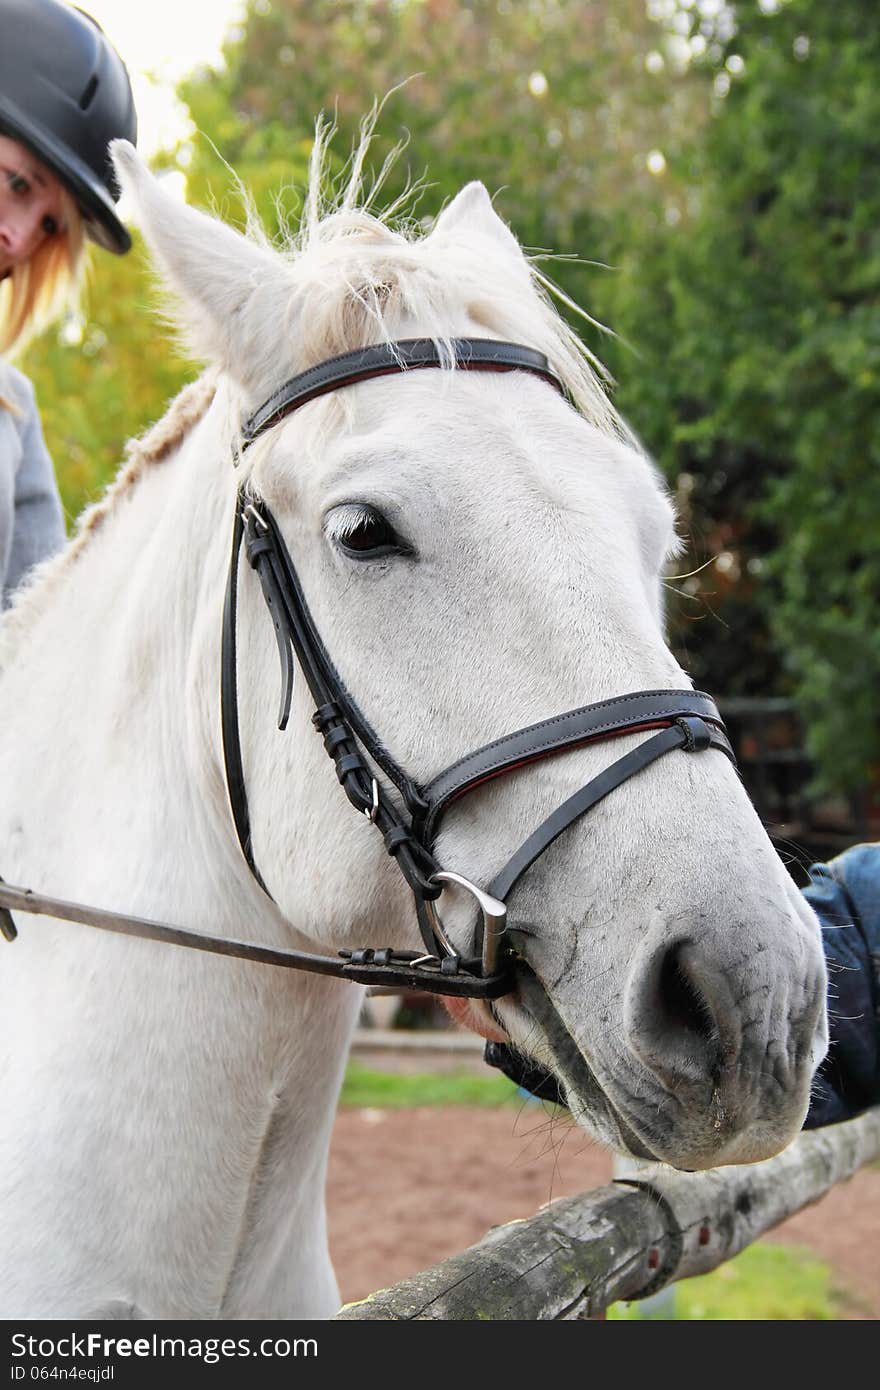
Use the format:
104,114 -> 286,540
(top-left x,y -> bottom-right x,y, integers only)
18,243 -> 193,527
178,0 -> 687,253
598,0 -> 880,792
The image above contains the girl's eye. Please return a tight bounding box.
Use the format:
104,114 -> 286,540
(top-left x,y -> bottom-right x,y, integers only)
329,504 -> 412,560
6,172 -> 29,196
41,215 -> 58,237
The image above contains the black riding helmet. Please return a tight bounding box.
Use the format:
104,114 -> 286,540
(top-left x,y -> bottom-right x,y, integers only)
0,0 -> 137,254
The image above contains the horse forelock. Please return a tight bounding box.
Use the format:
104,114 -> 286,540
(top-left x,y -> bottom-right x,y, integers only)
239,123 -> 630,447
282,226 -> 627,443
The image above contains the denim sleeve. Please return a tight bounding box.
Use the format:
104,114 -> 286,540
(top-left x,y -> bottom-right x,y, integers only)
802,845 -> 880,1128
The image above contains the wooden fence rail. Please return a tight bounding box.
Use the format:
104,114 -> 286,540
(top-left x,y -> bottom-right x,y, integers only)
335,1106 -> 880,1320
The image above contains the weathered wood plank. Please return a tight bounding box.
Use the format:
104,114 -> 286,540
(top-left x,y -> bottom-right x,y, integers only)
620,1104 -> 880,1283
335,1106 -> 880,1320
336,1183 -> 671,1320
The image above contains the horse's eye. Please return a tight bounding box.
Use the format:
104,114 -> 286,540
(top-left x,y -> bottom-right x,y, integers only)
329,504 -> 411,560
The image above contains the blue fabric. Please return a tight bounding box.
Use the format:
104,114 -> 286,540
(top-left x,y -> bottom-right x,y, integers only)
802,843 -> 880,1128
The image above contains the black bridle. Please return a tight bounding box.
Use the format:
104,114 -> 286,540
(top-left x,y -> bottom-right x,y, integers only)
219,337 -> 735,995
0,337 -> 735,1002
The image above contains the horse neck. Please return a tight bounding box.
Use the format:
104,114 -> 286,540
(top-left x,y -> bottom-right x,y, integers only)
0,392 -> 321,973
0,398 -> 362,1318
0,403 -> 234,906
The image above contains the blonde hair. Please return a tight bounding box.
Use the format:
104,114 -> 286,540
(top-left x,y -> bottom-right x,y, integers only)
0,185 -> 86,365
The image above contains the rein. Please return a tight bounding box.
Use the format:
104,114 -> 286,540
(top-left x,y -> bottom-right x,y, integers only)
1,337 -> 735,1000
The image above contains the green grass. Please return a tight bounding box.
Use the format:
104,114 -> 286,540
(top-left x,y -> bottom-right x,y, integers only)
339,1060 -> 524,1108
608,1243 -> 850,1320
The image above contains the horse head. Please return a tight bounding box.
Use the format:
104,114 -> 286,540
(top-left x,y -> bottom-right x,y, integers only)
113,139 -> 827,1174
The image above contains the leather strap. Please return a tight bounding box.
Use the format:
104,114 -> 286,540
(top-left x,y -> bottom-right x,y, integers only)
220,504 -> 273,897
252,500 -> 428,816
3,336 -> 739,1004
487,718 -> 728,903
223,485 -> 737,964
223,490 -> 443,952
240,339 -> 564,449
0,882 -> 511,999
484,1038 -> 566,1106
420,690 -> 732,842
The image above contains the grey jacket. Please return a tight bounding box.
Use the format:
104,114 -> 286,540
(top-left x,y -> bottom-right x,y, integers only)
0,364 -> 66,607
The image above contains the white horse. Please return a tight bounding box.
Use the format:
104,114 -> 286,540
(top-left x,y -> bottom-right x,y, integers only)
0,135 -> 827,1320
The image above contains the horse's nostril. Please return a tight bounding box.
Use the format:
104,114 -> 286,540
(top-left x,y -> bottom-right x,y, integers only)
625,936 -> 743,1094
658,942 -> 719,1049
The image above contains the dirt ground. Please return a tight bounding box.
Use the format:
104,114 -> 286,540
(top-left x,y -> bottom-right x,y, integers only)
326,1100 -> 880,1319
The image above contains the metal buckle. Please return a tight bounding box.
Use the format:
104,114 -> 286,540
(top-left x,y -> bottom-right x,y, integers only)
363,777 -> 380,824
422,871 -> 508,975
243,501 -> 269,533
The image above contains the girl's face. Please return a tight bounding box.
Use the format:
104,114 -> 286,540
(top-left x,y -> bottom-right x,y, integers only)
0,133 -> 66,277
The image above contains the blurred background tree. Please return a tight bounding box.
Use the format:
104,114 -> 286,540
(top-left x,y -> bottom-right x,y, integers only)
599,0 -> 880,793
15,0 -> 879,800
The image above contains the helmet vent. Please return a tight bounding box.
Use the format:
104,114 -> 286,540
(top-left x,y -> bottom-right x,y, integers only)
78,75 -> 99,112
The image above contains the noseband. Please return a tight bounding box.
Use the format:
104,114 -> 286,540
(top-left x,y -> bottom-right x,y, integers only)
219,337 -> 735,997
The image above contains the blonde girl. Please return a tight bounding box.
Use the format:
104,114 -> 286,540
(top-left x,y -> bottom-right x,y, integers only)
0,0 -> 135,603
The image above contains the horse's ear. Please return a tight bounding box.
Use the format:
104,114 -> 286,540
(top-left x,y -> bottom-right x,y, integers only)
110,141 -> 291,396
431,182 -> 523,256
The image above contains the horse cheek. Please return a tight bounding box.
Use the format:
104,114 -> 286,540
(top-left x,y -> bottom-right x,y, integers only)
443,996 -> 507,1043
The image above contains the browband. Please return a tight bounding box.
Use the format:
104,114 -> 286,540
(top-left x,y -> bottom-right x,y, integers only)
240,338 -> 565,449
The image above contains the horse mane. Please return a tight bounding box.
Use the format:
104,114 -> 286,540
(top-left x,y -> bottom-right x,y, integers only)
74,368 -> 218,546
0,117 -> 629,667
